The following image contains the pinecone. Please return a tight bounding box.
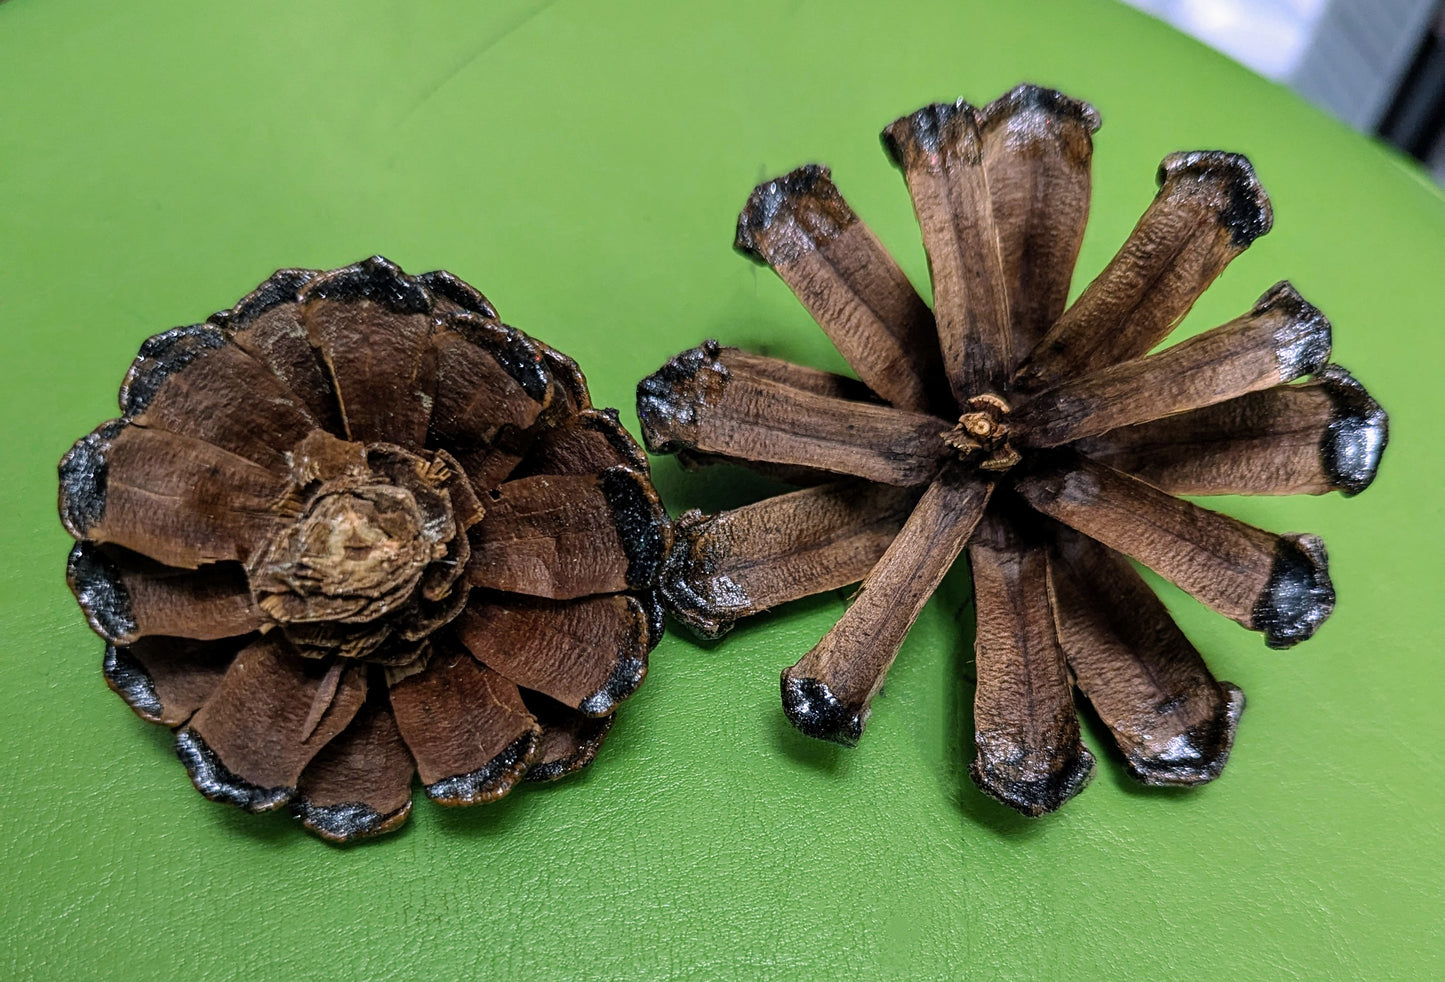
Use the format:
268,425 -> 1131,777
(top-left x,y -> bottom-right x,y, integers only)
637,86 -> 1387,816
60,257 -> 670,841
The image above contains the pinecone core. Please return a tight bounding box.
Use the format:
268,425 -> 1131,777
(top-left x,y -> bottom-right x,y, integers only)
244,431 -> 473,663
250,484 -> 437,627
943,393 -> 1020,473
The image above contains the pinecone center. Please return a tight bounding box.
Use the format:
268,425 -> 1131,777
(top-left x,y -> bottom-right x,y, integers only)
250,484 -> 437,626
245,430 -> 473,663
943,393 -> 1020,473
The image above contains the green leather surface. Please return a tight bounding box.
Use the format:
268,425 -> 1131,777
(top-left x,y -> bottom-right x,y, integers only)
2,0 -> 1442,978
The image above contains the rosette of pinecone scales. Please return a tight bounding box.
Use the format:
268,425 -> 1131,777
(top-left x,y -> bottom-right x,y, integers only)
637,86 -> 1387,816
60,257 -> 670,841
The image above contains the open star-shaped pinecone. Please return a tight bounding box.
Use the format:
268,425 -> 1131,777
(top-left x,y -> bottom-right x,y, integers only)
637,86 -> 1388,816
60,257 -> 670,841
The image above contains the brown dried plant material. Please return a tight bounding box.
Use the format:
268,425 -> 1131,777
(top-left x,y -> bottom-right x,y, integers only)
663,480 -> 919,639
637,85 -> 1389,816
60,257 -> 670,842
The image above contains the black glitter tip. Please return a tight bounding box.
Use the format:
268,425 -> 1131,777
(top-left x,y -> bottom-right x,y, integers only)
301,255 -> 431,314
103,644 -> 164,723
734,164 -> 842,261
525,723 -> 615,783
1316,365 -> 1388,496
1254,534 -> 1335,649
1126,683 -> 1246,787
292,798 -> 411,844
1253,281 -> 1332,380
578,652 -> 648,718
422,730 -> 538,806
781,673 -> 865,747
67,542 -> 136,644
449,314 -> 552,403
175,728 -> 293,813
223,268 -> 318,326
599,465 -> 671,590
119,323 -> 227,416
1158,150 -> 1273,248
881,99 -> 980,168
969,737 -> 1097,817
417,268 -> 499,320
635,340 -> 726,454
657,513 -> 745,641
58,419 -> 124,539
639,588 -> 667,646
979,83 -> 1102,134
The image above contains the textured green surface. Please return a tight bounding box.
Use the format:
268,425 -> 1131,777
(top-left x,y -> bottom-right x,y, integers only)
2,0 -> 1442,978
